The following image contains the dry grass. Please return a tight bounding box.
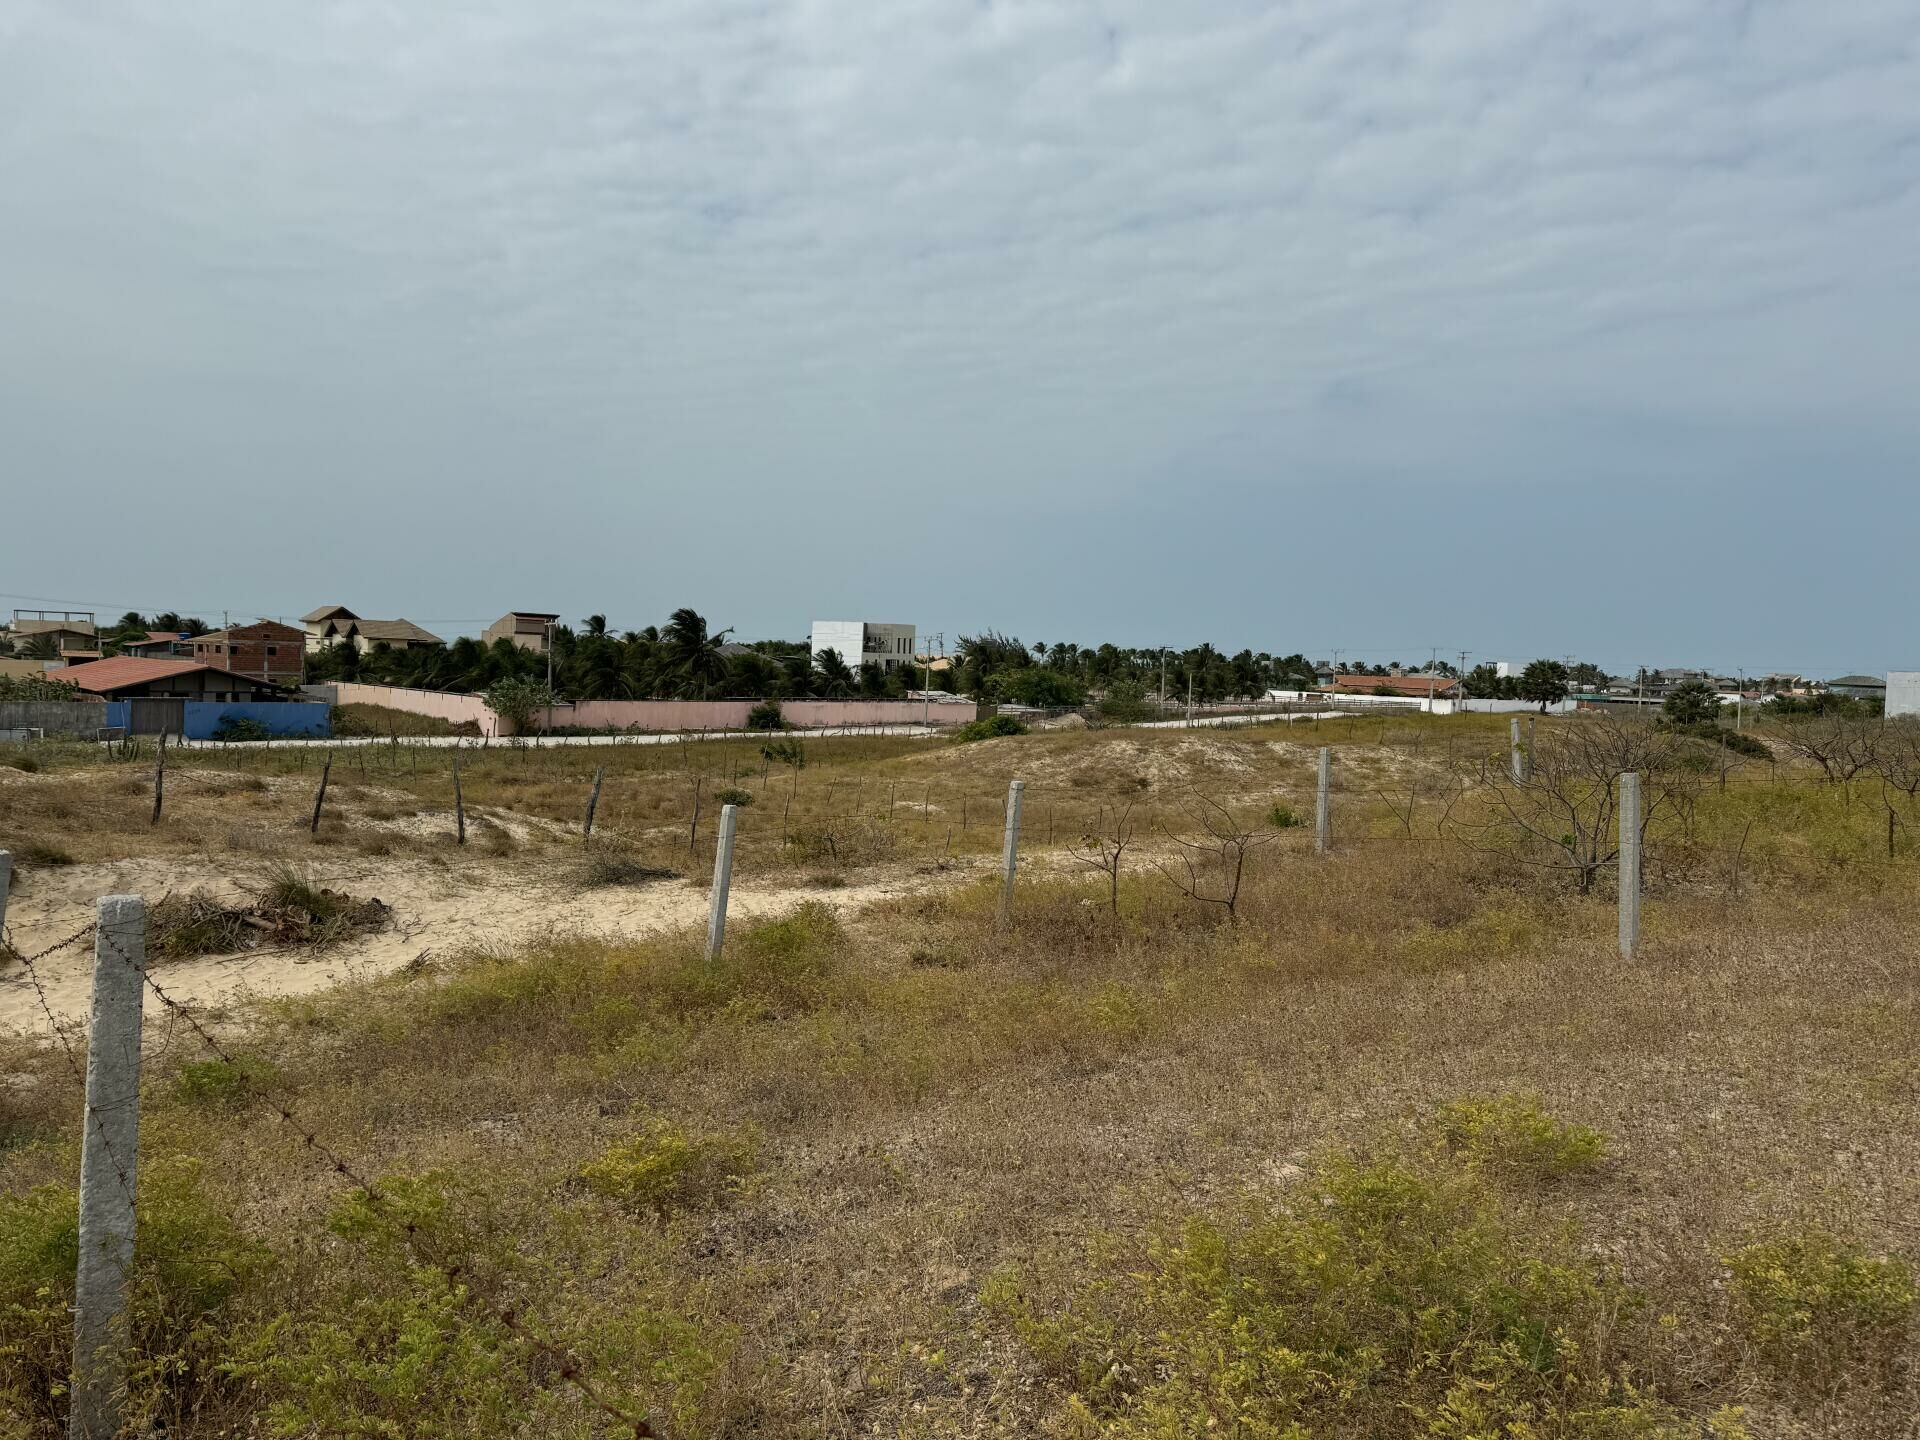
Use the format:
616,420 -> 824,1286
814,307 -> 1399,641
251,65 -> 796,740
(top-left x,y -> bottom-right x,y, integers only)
3,715 -> 1918,1436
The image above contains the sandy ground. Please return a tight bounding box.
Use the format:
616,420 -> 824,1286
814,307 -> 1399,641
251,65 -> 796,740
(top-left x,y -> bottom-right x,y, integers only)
1,851 -> 948,1040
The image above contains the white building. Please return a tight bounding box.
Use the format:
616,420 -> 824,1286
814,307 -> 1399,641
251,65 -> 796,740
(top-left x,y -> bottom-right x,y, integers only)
809,620 -> 917,674
1888,672 -> 1920,719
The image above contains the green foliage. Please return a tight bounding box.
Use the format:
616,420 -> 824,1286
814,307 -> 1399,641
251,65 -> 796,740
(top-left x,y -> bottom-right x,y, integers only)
1661,719 -> 1771,760
1662,679 -> 1721,726
0,1157 -> 265,1434
483,675 -> 558,735
174,1054 -> 282,1111
1095,681 -> 1152,723
578,1119 -> 759,1216
711,787 -> 753,808
954,714 -> 1029,742
0,674 -> 81,702
760,736 -> 806,770
1725,1228 -> 1916,1386
1436,1093 -> 1607,1180
992,667 -> 1086,708
209,715 -> 271,742
1265,803 -> 1302,829
985,1131 -> 1696,1438
1519,658 -> 1571,710
744,699 -> 786,731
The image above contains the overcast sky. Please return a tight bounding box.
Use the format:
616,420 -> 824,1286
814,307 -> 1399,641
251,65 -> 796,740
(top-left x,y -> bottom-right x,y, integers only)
3,1 -> 1916,676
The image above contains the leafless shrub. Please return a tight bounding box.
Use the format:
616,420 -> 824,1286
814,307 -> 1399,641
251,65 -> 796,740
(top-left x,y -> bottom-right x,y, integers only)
1443,714 -> 1690,895
1153,794 -> 1275,921
1067,800 -> 1135,915
1771,713 -> 1879,786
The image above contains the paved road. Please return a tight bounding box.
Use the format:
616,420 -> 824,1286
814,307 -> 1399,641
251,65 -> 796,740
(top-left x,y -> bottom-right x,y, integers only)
166,724 -> 942,751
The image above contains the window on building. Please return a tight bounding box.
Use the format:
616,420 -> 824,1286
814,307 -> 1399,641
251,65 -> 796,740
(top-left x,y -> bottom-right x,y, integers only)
266,646 -> 278,656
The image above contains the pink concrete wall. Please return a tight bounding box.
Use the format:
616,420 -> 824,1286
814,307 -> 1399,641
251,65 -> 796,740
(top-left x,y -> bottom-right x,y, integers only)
327,685 -> 957,735
332,683 -> 499,732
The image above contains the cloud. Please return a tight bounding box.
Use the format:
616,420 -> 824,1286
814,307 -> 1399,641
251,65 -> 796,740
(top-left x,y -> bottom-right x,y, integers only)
1,1 -> 1916,668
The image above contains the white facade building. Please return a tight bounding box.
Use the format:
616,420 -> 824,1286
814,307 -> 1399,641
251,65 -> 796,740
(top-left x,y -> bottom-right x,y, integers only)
809,620 -> 917,674
1888,672 -> 1920,719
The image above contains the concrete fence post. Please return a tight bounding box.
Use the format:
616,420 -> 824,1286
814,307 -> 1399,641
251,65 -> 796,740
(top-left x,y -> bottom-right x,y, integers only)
999,780 -> 1026,927
70,895 -> 145,1440
1619,772 -> 1641,958
452,755 -> 466,846
705,803 -> 740,963
1314,748 -> 1332,856
0,850 -> 11,941
1510,718 -> 1529,783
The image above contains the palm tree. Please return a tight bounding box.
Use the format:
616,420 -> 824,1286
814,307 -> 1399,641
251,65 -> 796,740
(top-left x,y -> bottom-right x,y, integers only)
582,614 -> 608,638
20,633 -> 59,661
813,647 -> 855,697
662,608 -> 732,699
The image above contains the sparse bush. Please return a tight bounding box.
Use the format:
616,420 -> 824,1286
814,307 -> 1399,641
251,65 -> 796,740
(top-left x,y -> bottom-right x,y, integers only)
0,1156 -> 265,1434
578,1118 -> 758,1216
1726,1228 -> 1916,1387
954,714 -> 1028,742
174,1054 -> 282,1111
210,715 -> 271,743
984,1133 -> 1694,1438
745,700 -> 786,731
712,786 -> 753,808
760,736 -> 806,769
2,753 -> 39,773
14,839 -> 74,866
1436,1092 -> 1606,1180
580,849 -> 678,888
1266,802 -> 1302,828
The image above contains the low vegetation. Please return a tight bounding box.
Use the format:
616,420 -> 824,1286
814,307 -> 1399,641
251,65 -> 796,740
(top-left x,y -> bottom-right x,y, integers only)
2,712 -> 1918,1436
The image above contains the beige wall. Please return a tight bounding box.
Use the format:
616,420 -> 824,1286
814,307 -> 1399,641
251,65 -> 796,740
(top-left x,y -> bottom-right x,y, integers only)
326,684 -> 959,736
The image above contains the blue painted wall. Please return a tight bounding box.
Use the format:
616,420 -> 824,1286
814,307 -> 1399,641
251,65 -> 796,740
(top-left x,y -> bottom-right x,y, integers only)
185,702 -> 330,740
95,700 -> 329,739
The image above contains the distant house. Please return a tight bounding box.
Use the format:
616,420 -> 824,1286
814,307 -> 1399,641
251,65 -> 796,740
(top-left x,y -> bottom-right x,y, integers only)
189,621 -> 306,686
302,606 -> 442,654
810,620 -> 917,674
484,612 -> 562,653
122,630 -> 196,659
47,657 -> 292,703
10,608 -> 97,656
1320,672 -> 1461,702
1826,674 -> 1886,701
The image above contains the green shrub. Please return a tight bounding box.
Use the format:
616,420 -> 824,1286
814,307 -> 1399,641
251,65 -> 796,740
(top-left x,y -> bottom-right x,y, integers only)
984,1142 -> 1698,1438
174,1053 -> 281,1111
0,1156 -> 265,1434
1660,720 -> 1771,760
578,1119 -> 758,1216
712,786 -> 754,808
210,715 -> 271,742
1266,803 -> 1302,829
230,1169 -> 731,1438
955,714 -> 1028,742
745,700 -> 786,731
1436,1092 -> 1606,1180
1726,1228 -> 1916,1386
759,736 -> 806,769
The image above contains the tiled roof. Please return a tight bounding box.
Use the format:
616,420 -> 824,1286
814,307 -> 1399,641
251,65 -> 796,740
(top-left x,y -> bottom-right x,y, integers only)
1323,673 -> 1459,695
48,657 -> 267,694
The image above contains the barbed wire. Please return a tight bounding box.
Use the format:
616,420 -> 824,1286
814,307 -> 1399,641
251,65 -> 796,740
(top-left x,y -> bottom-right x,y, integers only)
1,917 -> 143,1210
90,922 -> 657,1437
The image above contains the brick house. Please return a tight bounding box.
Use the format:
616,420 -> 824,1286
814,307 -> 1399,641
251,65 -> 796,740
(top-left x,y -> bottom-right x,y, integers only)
190,621 -> 307,685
